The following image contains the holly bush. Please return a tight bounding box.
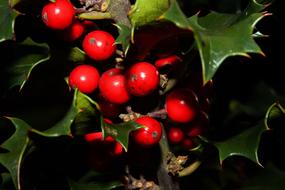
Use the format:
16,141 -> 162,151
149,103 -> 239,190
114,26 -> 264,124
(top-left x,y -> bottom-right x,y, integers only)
0,0 -> 285,189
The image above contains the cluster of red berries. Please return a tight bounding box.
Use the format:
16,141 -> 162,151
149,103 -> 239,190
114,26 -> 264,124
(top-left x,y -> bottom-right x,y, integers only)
41,0 -> 162,148
165,75 -> 212,149
41,0 -> 211,159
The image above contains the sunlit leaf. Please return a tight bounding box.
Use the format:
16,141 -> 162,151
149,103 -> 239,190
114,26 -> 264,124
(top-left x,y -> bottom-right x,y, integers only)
114,24 -> 132,55
67,47 -> 86,63
214,120 -> 268,166
161,0 -> 267,83
0,117 -> 31,190
129,0 -> 170,28
102,119 -> 143,151
0,0 -> 18,42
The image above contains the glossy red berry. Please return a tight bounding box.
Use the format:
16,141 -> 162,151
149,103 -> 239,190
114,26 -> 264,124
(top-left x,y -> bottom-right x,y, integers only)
69,65 -> 100,94
155,55 -> 182,68
127,62 -> 160,96
82,30 -> 116,61
84,131 -> 103,143
165,88 -> 198,123
168,127 -> 184,144
41,0 -> 75,30
132,116 -> 162,146
100,68 -> 121,81
57,20 -> 85,42
99,68 -> 130,104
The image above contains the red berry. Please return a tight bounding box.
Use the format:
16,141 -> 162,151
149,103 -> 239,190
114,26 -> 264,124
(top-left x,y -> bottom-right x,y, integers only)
69,65 -> 100,94
97,96 -> 122,118
85,131 -> 123,171
99,68 -> 130,104
165,88 -> 198,123
127,62 -> 160,96
100,68 -> 121,81
155,55 -> 182,68
56,20 -> 85,42
168,127 -> 184,144
133,116 -> 162,146
41,0 -> 75,30
82,30 -> 116,61
84,131 -> 103,143
82,20 -> 96,30
84,131 -> 123,156
187,126 -> 203,137
182,138 -> 195,149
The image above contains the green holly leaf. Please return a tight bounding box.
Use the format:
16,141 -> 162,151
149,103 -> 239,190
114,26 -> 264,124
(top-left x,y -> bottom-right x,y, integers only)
71,91 -> 101,135
1,38 -> 50,90
161,0 -> 267,83
71,92 -> 143,151
9,0 -> 20,8
240,164 -> 285,190
265,103 -> 285,123
0,172 -> 14,189
214,121 -> 268,166
114,24 -> 132,55
214,102 -> 283,166
0,0 -> 18,42
68,179 -> 123,190
67,47 -> 86,63
38,90 -> 94,137
129,0 -> 170,29
0,117 -> 31,190
101,118 -> 143,151
32,90 -> 96,137
188,12 -> 265,83
159,1 -> 190,29
126,0 -> 171,55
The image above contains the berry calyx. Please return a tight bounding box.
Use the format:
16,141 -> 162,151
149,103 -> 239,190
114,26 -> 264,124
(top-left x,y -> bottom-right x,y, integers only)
165,88 -> 198,123
41,0 -> 75,30
127,62 -> 160,96
132,116 -> 162,147
69,65 -> 100,94
82,30 -> 116,61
